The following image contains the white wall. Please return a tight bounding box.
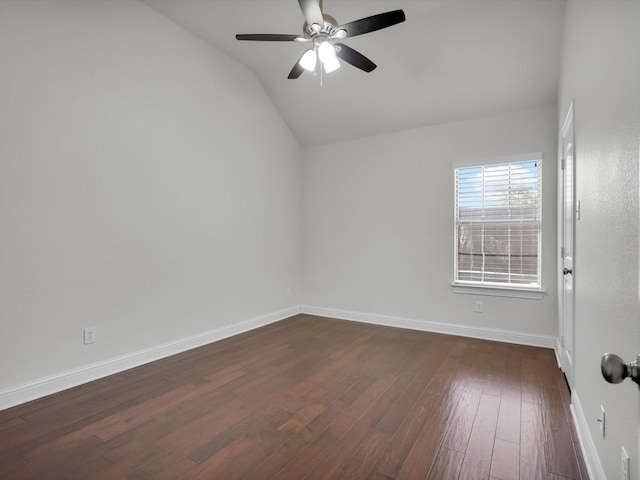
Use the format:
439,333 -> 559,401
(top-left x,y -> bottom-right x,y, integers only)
0,1 -> 301,392
559,1 -> 640,477
302,105 -> 558,340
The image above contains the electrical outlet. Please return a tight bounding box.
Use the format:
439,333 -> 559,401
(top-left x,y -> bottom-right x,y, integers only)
474,301 -> 484,313
621,446 -> 630,480
83,327 -> 96,345
286,287 -> 293,297
598,405 -> 605,437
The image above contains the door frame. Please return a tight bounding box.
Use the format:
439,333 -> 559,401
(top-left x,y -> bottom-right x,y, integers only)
559,101 -> 576,388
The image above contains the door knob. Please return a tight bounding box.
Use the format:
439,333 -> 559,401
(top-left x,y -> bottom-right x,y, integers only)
601,353 -> 640,388
563,268 -> 573,275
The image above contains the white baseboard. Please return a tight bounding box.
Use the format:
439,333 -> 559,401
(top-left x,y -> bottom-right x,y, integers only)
301,305 -> 556,349
554,337 -> 563,367
0,306 -> 301,412
0,304 -> 557,412
571,389 -> 605,479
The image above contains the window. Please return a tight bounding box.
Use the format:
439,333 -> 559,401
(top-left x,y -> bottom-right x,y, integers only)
454,153 -> 542,293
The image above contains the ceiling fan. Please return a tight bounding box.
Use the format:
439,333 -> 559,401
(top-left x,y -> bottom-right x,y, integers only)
235,0 -> 406,79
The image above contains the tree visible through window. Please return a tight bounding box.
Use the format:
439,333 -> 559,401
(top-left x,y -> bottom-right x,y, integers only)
454,156 -> 542,289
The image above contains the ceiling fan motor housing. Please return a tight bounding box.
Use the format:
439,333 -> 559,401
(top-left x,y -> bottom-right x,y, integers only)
303,14 -> 341,39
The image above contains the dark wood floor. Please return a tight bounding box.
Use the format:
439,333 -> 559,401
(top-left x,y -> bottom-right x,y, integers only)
0,314 -> 587,479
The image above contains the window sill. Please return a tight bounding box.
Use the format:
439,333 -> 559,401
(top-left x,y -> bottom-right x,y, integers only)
451,283 -> 546,300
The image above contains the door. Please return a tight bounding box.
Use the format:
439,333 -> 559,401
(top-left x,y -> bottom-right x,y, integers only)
560,102 -> 575,388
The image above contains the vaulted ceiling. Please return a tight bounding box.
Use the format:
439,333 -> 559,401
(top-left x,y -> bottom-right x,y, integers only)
142,0 -> 566,147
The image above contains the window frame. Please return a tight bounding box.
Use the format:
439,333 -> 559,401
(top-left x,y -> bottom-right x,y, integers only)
451,153 -> 546,300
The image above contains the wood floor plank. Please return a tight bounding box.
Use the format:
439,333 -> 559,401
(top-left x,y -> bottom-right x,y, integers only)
490,438 -> 519,480
338,430 -> 392,480
189,436 -> 261,480
457,394 -> 501,479
426,446 -> 464,480
484,348 -> 507,396
541,387 -> 581,479
440,387 -> 482,452
520,400 -> 550,479
0,453 -> 42,480
0,398 -> 137,465
92,425 -> 170,479
277,403 -> 326,433
241,384 -> 363,480
394,418 -> 447,480
495,389 -> 521,445
21,427 -> 104,463
502,345 -> 524,392
374,356 -> 461,478
366,471 -> 395,480
270,374 -> 398,479
0,416 -> 26,431
374,340 -> 455,435
303,373 -> 414,480
91,382 -> 203,441
0,315 -> 586,480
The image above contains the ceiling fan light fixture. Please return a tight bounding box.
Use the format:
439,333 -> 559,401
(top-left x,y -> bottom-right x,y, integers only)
299,48 -> 317,71
322,54 -> 340,73
235,1 -> 406,79
317,40 -> 337,63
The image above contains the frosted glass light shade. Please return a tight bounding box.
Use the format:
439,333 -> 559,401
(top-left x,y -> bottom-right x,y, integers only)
299,48 -> 317,72
323,55 -> 340,73
318,41 -> 336,63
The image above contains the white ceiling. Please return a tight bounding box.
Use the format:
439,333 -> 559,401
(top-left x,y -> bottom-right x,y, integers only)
142,0 -> 566,147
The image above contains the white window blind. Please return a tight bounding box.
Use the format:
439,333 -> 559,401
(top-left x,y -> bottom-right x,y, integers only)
454,156 -> 542,289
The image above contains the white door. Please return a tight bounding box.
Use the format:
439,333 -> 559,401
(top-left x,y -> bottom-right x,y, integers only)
560,102 -> 575,388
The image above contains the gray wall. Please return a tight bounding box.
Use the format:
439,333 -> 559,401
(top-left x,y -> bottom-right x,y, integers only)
302,104 -> 558,339
0,0 -> 302,391
558,0 -> 640,477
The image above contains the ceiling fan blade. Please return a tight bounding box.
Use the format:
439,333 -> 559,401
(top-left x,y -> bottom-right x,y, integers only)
338,10 -> 406,38
236,34 -> 306,42
298,0 -> 324,28
288,55 -> 306,79
335,43 -> 376,72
